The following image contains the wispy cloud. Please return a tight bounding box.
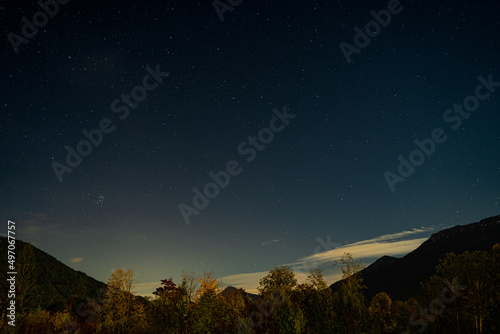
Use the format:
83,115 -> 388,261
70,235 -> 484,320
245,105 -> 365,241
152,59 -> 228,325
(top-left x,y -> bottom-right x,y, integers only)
31,212 -> 49,221
218,227 -> 436,293
135,281 -> 163,297
261,239 -> 280,246
348,227 -> 435,246
24,224 -> 42,239
12,212 -> 61,243
219,271 -> 270,294
296,237 -> 429,265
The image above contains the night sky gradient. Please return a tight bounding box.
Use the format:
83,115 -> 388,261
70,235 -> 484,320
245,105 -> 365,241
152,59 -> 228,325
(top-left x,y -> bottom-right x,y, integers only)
1,0 -> 499,295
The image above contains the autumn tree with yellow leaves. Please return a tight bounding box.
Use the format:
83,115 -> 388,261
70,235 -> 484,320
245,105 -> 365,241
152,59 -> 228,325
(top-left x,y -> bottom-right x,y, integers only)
97,268 -> 147,333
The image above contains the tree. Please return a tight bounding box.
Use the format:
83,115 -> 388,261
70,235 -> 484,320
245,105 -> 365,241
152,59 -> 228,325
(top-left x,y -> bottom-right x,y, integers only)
490,243 -> 500,332
291,269 -> 336,334
256,266 -> 305,333
104,268 -> 135,318
273,293 -> 306,334
98,268 -> 146,333
333,252 -> 365,293
191,293 -> 232,334
307,268 -> 328,291
369,292 -> 396,333
225,288 -> 253,320
425,249 -> 496,333
190,271 -> 237,333
181,270 -> 199,303
292,268 -> 336,333
258,265 -> 297,297
420,272 -> 464,333
148,297 -> 183,334
332,253 -> 367,333
149,277 -> 191,333
23,307 -> 52,333
153,278 -> 183,302
393,297 -> 421,333
196,271 -> 221,298
51,310 -> 73,333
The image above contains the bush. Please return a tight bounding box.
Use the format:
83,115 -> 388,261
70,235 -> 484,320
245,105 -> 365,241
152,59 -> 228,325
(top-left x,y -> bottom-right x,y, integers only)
24,307 -> 52,334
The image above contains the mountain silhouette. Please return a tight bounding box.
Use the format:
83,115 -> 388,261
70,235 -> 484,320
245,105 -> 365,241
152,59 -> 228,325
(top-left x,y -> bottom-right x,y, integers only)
330,214 -> 500,300
0,237 -> 107,312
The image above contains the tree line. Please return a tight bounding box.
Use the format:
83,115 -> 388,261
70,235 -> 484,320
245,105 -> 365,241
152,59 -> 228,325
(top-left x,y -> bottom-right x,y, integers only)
1,243 -> 499,333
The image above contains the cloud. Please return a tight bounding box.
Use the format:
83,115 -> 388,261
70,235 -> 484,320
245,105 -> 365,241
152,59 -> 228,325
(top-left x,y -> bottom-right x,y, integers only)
31,212 -> 49,221
13,212 -> 61,242
135,281 -> 164,298
261,239 -> 280,246
346,227 -> 435,246
70,257 -> 84,263
218,271 -> 270,294
294,237 -> 428,266
218,227 -> 436,293
23,224 -> 41,239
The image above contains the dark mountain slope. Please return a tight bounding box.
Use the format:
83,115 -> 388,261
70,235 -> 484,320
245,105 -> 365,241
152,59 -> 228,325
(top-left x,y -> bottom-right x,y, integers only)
0,237 -> 107,312
330,214 -> 500,301
220,286 -> 260,301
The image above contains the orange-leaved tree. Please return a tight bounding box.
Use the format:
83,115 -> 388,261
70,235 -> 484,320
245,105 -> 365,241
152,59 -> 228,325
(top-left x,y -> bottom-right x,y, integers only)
197,271 -> 221,298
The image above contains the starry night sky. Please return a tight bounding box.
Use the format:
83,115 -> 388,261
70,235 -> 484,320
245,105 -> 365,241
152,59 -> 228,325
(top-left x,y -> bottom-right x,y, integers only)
1,0 -> 499,295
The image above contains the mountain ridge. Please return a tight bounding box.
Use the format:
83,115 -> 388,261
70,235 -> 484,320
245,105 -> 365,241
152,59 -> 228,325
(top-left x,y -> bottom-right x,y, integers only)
0,237 -> 107,312
335,214 -> 500,300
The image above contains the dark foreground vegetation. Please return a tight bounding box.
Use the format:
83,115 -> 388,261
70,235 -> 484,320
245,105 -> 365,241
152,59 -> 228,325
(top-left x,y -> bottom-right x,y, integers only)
0,240 -> 499,334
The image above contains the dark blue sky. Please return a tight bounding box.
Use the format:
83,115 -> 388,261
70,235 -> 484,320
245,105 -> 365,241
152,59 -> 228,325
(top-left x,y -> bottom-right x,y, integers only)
1,0 -> 498,294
